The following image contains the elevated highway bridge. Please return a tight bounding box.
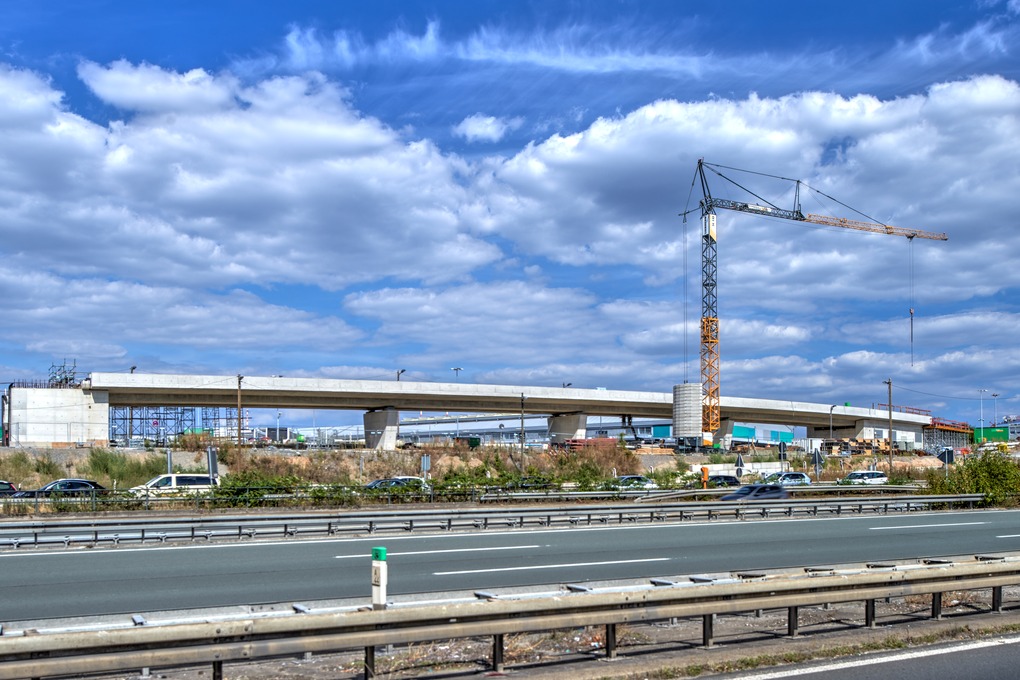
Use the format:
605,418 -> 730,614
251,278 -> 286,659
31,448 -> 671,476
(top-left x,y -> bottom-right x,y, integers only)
5,372 -> 932,449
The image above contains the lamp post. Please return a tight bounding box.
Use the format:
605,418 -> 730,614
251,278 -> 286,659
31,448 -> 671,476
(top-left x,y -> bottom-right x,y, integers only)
829,404 -> 836,439
980,388 -> 988,433
276,411 -> 281,443
396,369 -> 406,381
519,393 -> 527,462
451,367 -> 462,380
562,382 -> 572,388
993,393 -> 1000,426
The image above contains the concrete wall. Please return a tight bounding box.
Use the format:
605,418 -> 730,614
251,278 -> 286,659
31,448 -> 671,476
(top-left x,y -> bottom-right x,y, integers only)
8,387 -> 109,448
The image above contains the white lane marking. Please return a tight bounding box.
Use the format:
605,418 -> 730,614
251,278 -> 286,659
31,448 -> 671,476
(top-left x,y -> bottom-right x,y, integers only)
335,545 -> 541,559
732,634 -> 1020,679
434,557 -> 670,576
869,522 -> 986,530
997,534 -> 1020,538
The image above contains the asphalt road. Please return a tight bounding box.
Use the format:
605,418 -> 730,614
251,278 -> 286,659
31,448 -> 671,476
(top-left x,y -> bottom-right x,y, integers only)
710,634 -> 1020,679
5,508 -> 1020,621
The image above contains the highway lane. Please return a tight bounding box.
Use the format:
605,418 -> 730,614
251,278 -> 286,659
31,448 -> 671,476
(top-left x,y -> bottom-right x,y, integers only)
5,508 -> 1020,621
712,634 -> 1020,679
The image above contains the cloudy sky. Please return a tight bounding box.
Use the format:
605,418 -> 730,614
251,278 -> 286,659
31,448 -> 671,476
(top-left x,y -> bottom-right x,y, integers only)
1,0 -> 1018,429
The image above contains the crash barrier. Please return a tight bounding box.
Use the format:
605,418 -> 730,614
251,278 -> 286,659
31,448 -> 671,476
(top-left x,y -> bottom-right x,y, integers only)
1,552 -> 1019,679
0,481 -> 927,513
0,494 -> 985,550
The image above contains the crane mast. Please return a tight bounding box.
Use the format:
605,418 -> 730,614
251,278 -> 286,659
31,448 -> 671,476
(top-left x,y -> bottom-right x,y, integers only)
693,159 -> 947,444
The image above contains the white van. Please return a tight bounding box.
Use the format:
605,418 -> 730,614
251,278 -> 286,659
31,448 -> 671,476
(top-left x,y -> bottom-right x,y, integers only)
130,474 -> 218,496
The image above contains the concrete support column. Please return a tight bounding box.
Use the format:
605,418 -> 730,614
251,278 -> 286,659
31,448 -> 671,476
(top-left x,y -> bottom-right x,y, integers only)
548,413 -> 586,445
716,419 -> 735,450
364,409 -> 399,450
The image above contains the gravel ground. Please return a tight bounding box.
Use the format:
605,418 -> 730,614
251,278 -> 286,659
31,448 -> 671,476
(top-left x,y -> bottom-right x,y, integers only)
92,588 -> 1020,680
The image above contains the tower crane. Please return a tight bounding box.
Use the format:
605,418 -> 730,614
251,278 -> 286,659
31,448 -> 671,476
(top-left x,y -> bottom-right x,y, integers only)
692,160 -> 948,440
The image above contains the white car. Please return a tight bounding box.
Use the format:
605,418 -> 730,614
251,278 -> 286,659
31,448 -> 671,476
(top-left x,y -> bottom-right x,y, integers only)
130,474 -> 218,496
840,470 -> 888,485
760,472 -> 811,486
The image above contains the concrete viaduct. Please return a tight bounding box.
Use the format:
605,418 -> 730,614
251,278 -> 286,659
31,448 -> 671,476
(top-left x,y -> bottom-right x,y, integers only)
5,372 -> 932,449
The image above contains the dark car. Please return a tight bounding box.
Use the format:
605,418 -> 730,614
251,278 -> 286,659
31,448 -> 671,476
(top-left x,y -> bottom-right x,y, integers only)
503,476 -> 556,491
707,475 -> 741,487
720,484 -> 789,501
363,476 -> 431,493
13,478 -> 106,498
0,480 -> 18,496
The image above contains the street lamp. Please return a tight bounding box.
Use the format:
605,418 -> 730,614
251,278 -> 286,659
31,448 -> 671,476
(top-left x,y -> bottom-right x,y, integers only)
276,411 -> 281,442
396,369 -> 406,381
451,367 -> 462,380
993,393 -> 1000,426
980,388 -> 988,432
562,382 -> 572,388
829,404 -> 836,440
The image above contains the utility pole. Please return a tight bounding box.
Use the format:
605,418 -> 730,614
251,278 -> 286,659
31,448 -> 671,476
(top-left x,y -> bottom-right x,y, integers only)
884,379 -> 893,476
237,374 -> 243,448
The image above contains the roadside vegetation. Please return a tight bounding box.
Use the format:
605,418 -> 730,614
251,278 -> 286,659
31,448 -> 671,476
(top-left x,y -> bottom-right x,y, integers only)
1,442 -> 1017,513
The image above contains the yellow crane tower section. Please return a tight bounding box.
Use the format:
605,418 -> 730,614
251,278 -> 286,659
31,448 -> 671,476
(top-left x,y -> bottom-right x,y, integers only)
693,160 -> 947,440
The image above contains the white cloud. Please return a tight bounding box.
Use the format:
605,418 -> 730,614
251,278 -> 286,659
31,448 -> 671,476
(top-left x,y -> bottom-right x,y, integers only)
78,60 -> 238,113
453,114 -> 523,143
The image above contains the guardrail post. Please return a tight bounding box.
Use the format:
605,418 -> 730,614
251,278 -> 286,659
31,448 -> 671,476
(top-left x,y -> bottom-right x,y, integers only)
932,592 -> 943,620
605,623 -> 617,659
492,633 -> 505,672
787,606 -> 799,637
702,614 -> 715,648
993,586 -> 1004,613
364,646 -> 376,678
212,659 -> 223,680
865,599 -> 876,628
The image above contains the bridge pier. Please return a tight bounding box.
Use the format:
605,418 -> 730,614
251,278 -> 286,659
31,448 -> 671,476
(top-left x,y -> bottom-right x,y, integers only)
548,413 -> 586,445
364,409 -> 399,450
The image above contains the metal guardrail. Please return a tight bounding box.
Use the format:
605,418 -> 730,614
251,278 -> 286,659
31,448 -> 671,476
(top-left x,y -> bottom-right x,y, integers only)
0,494 -> 987,550
1,551 -> 1018,679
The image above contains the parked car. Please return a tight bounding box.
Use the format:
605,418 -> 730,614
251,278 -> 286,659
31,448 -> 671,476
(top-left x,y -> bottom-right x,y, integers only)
0,480 -> 18,496
761,472 -> 812,486
707,475 -> 741,487
610,475 -> 659,490
363,476 -> 431,494
720,484 -> 790,501
13,479 -> 106,498
130,473 -> 219,496
839,470 -> 889,485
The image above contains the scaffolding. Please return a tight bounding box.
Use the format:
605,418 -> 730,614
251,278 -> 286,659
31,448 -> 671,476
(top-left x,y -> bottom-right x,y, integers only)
109,406 -> 197,445
923,418 -> 973,453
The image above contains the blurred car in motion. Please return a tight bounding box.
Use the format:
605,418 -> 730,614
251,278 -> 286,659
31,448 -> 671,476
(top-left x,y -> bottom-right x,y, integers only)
13,479 -> 106,498
363,476 -> 431,494
707,475 -> 741,487
838,470 -> 889,485
610,475 -> 659,490
761,472 -> 811,486
130,473 -> 218,496
0,480 -> 18,496
720,484 -> 790,501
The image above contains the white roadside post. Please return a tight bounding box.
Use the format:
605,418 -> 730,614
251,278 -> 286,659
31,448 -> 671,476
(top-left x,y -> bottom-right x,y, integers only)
366,546 -> 388,678
371,546 -> 388,610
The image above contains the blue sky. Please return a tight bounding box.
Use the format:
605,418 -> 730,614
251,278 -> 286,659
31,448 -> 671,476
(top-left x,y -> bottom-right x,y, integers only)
0,1 -> 1018,430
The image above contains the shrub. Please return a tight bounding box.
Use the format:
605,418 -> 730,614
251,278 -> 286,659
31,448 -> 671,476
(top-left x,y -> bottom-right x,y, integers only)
924,451 -> 1020,506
